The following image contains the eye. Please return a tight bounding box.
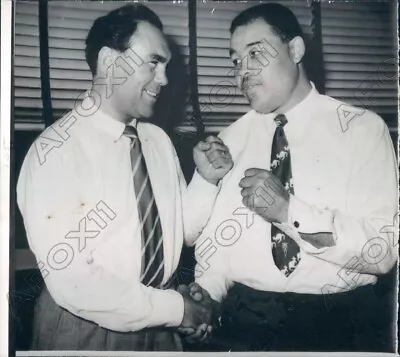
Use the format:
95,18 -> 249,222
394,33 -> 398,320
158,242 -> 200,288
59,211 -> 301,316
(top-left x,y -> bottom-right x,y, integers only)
232,58 -> 242,69
249,49 -> 261,59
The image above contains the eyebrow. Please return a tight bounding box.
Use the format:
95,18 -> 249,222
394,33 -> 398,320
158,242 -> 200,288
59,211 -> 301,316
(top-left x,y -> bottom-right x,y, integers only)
229,40 -> 263,57
149,53 -> 169,63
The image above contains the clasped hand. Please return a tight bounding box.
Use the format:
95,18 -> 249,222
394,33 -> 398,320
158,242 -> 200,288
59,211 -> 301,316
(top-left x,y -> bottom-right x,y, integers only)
177,282 -> 219,343
239,168 -> 290,224
193,136 -> 233,185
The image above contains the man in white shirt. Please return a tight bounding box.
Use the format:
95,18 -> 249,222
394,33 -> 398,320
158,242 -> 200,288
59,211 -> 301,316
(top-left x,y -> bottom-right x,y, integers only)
17,4 -> 232,351
187,3 -> 398,351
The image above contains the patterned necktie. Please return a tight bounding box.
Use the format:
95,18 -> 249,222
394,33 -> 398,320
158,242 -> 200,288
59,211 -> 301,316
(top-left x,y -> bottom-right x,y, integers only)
123,125 -> 164,288
270,114 -> 301,277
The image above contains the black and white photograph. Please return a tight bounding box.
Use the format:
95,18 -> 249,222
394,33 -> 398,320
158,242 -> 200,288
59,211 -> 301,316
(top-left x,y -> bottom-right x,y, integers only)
2,0 -> 398,355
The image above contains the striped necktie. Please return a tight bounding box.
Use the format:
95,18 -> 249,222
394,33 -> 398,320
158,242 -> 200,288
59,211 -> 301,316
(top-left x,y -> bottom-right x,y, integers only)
270,114 -> 301,277
123,125 -> 164,288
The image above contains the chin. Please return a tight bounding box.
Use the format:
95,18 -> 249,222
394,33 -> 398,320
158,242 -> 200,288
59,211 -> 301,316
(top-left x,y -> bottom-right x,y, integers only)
250,100 -> 273,114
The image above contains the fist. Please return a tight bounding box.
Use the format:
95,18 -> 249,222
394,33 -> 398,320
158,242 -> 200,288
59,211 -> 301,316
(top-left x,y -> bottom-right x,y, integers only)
194,136 -> 233,185
239,168 -> 289,224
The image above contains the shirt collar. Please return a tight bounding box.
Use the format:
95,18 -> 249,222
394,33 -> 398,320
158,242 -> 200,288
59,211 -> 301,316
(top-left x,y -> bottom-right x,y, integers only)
283,81 -> 319,128
78,92 -> 138,142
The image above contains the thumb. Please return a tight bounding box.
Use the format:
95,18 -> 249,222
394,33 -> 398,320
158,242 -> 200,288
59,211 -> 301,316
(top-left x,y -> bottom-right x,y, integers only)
177,284 -> 189,295
195,141 -> 211,152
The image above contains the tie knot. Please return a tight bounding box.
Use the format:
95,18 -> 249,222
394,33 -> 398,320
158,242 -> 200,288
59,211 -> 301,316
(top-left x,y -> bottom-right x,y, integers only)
274,114 -> 288,127
123,125 -> 138,140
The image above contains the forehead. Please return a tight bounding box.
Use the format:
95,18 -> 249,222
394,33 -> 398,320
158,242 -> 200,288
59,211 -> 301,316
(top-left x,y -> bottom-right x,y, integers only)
230,18 -> 281,54
128,21 -> 171,61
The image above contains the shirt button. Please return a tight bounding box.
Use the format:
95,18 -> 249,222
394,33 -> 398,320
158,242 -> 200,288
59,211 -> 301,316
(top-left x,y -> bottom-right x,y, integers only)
294,221 -> 300,228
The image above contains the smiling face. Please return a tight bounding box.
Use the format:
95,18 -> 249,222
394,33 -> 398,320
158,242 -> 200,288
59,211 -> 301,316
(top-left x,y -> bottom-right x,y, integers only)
230,18 -> 303,114
99,21 -> 171,122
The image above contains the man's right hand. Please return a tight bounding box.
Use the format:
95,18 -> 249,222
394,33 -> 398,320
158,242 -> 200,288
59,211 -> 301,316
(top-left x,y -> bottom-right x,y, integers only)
178,284 -> 213,329
193,136 -> 233,186
177,283 -> 219,343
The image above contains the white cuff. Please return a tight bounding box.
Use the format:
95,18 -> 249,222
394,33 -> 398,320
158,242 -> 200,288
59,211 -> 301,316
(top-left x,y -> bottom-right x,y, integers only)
288,194 -> 334,234
148,288 -> 185,328
190,170 -> 221,194
274,195 -> 335,254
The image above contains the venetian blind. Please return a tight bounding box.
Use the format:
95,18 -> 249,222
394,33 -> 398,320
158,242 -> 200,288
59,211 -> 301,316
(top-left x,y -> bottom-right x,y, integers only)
196,1 -> 314,133
47,1 -> 190,128
14,1 -> 43,130
320,1 -> 397,131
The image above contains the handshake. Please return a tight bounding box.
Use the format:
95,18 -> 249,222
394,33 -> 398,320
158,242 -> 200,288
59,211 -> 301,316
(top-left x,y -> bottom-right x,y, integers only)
177,282 -> 220,343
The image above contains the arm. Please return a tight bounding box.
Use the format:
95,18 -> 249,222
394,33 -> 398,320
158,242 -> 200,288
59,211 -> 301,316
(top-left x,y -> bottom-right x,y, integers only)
180,136 -> 233,246
17,147 -> 184,332
277,119 -> 398,275
179,166 -> 220,247
240,117 -> 397,275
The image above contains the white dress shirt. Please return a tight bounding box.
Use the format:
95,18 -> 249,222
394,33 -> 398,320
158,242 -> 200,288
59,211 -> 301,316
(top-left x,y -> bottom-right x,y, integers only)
17,96 -> 218,332
192,83 -> 398,302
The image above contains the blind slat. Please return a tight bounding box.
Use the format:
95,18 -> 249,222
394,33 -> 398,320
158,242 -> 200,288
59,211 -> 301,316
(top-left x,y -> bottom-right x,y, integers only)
15,2 -> 42,124
197,1 -> 313,132
321,2 -> 397,120
46,1 -> 190,126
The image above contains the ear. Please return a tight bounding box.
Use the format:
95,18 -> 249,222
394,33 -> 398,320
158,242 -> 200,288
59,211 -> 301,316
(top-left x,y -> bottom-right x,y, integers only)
288,36 -> 305,64
96,46 -> 116,76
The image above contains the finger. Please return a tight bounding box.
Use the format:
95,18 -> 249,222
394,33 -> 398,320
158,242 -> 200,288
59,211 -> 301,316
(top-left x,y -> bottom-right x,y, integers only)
195,141 -> 212,151
242,195 -> 250,208
244,168 -> 263,177
206,142 -> 228,153
189,282 -> 202,290
177,284 -> 189,294
239,176 -> 253,188
177,327 -> 195,335
186,324 -> 208,343
209,157 -> 232,170
206,149 -> 230,163
240,187 -> 252,197
204,135 -> 223,144
191,292 -> 203,301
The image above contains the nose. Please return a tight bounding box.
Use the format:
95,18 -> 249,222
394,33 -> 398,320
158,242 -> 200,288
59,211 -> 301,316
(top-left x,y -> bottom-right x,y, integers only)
155,66 -> 168,87
235,57 -> 250,89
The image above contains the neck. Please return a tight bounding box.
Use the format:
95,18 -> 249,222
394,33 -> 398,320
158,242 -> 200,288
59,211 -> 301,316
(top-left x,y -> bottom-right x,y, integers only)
90,83 -> 131,124
275,68 -> 312,115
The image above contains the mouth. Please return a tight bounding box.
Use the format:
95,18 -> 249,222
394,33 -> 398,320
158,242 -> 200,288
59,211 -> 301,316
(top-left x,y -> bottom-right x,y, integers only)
243,84 -> 261,96
242,83 -> 260,92
144,88 -> 159,99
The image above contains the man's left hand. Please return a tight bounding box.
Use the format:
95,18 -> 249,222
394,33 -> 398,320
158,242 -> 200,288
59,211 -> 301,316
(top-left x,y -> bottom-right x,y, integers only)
194,136 -> 233,186
239,168 -> 289,224
177,282 -> 219,343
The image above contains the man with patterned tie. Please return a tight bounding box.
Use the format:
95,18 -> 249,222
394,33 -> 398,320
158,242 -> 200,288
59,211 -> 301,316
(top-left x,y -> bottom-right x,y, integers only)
185,3 -> 398,352
17,4 -> 233,351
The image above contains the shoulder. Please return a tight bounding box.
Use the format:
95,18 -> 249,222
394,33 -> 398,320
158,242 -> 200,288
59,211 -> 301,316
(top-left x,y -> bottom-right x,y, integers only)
138,121 -> 173,144
314,93 -> 387,138
22,111 -> 85,173
218,109 -> 262,142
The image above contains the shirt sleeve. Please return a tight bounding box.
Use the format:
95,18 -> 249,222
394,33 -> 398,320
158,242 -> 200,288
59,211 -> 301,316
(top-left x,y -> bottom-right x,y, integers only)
194,235 -> 233,303
275,116 -> 398,275
17,146 -> 184,333
180,165 -> 220,247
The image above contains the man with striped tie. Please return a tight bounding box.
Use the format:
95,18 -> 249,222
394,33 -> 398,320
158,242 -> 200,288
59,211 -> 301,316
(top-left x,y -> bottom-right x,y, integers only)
186,3 -> 398,352
17,4 -> 232,351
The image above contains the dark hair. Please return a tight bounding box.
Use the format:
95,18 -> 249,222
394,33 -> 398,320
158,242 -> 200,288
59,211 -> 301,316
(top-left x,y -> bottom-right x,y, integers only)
230,3 -> 303,43
85,4 -> 163,76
